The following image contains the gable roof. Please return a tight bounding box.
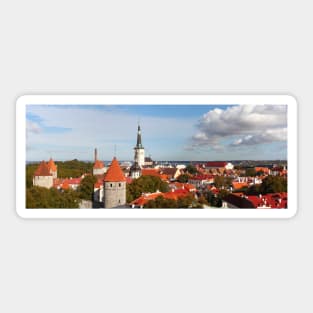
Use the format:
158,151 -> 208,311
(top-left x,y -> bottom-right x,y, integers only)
104,157 -> 126,182
34,161 -> 52,176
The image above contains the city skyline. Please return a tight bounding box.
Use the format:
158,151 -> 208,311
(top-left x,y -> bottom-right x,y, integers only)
26,104 -> 287,162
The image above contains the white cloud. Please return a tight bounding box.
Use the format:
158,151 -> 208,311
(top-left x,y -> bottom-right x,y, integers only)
191,105 -> 287,149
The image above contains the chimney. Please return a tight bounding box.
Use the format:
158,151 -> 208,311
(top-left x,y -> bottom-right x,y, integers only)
94,148 -> 98,162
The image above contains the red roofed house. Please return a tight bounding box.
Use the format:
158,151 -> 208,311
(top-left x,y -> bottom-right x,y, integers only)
131,188 -> 192,208
205,161 -> 234,171
188,174 -> 214,188
141,168 -> 168,181
103,157 -> 126,208
223,193 -> 287,209
33,161 -> 54,188
54,177 -> 83,191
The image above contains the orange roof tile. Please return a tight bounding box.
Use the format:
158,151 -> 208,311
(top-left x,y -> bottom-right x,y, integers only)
232,182 -> 249,189
141,169 -> 161,176
93,159 -> 105,169
104,157 -> 126,182
47,158 -> 57,172
34,161 -> 52,176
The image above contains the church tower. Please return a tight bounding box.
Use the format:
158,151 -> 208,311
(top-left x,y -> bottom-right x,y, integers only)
134,124 -> 145,167
93,148 -> 106,176
103,157 -> 126,208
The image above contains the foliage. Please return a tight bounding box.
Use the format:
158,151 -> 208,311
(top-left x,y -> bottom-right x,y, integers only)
127,175 -> 169,203
26,186 -> 80,208
77,175 -> 97,200
244,175 -> 287,195
176,174 -> 189,183
259,175 -> 287,194
205,191 -> 223,207
26,163 -> 38,188
245,184 -> 261,195
144,194 -> 196,208
185,164 -> 198,175
245,168 -> 257,177
56,159 -> 93,178
214,176 -> 233,188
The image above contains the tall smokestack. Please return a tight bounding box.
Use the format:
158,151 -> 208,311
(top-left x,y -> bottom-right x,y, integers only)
94,148 -> 98,162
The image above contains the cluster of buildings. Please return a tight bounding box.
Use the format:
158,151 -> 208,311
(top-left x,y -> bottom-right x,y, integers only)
32,124 -> 288,209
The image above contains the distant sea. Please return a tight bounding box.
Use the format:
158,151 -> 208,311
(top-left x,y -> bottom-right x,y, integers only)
26,159 -> 287,167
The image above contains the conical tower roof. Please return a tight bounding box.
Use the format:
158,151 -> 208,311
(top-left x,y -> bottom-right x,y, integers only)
104,157 -> 126,182
34,161 -> 52,176
47,158 -> 57,172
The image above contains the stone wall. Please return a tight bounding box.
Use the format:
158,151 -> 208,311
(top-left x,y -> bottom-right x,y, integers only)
103,181 -> 126,208
33,176 -> 53,189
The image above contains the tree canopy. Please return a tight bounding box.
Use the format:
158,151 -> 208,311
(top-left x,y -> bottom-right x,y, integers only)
26,186 -> 80,208
127,175 -> 169,203
185,164 -> 198,175
77,175 -> 97,200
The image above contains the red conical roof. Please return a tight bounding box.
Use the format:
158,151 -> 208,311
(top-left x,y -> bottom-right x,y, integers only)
104,157 -> 126,182
47,158 -> 57,172
34,161 -> 52,176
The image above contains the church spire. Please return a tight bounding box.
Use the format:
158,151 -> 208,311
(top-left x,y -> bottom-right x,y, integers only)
136,124 -> 143,149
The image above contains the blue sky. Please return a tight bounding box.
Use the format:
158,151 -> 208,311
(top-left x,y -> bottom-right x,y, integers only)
26,104 -> 287,161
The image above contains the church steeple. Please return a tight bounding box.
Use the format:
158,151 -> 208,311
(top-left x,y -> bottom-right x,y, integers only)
136,124 -> 143,149
134,124 -> 145,168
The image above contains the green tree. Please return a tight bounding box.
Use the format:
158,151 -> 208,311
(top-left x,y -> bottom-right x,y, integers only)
260,175 -> 287,194
186,164 -> 198,175
214,176 -> 233,188
177,174 -> 189,183
127,175 -> 169,203
245,168 -> 257,177
26,186 -> 79,208
78,175 -> 97,200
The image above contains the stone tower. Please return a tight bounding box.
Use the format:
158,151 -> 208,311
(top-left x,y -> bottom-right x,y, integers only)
103,157 -> 126,208
134,124 -> 145,167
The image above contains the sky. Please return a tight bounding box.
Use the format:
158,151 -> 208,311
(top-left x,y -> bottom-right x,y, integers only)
26,104 -> 287,162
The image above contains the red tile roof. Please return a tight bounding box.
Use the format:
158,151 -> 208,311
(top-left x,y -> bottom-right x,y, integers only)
205,161 -> 228,168
47,158 -> 57,172
53,177 -> 82,189
225,193 -> 288,209
93,159 -> 105,169
141,169 -> 168,181
34,161 -> 52,176
104,157 -> 126,182
141,169 -> 160,176
232,182 -> 249,189
131,189 -> 191,206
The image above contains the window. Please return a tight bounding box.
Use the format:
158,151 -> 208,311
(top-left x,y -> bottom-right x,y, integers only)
110,183 -> 113,187
119,183 -> 121,187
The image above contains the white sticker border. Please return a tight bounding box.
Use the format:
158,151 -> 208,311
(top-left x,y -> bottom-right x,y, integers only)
16,95 -> 298,219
